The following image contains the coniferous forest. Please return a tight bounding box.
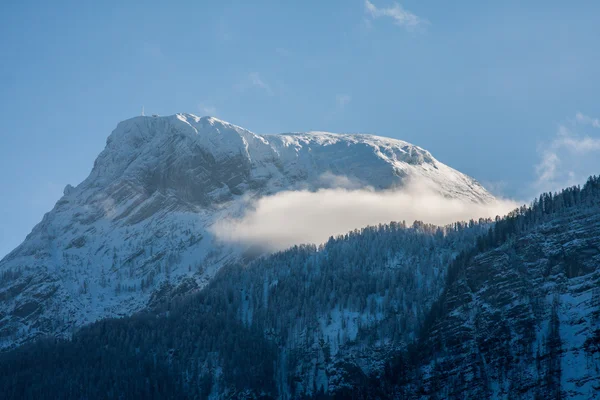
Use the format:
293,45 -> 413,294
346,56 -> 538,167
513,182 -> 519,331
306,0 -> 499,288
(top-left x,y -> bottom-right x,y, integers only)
1,176 -> 599,399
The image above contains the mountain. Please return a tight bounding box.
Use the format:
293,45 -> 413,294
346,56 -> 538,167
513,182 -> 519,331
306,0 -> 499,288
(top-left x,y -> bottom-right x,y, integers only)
390,180 -> 600,399
1,177 -> 599,399
0,220 -> 490,399
0,113 -> 494,349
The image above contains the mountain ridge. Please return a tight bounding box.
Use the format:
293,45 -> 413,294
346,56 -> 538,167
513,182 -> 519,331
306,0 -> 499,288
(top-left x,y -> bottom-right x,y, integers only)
1,177 -> 599,399
0,113 -> 495,350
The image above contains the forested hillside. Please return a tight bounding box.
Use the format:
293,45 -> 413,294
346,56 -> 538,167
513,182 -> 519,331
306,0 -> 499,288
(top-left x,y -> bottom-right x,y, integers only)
1,176 -> 599,399
384,175 -> 600,399
1,219 -> 491,399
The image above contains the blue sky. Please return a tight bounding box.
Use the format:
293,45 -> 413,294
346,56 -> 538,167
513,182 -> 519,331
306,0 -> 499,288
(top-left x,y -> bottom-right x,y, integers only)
1,0 -> 600,258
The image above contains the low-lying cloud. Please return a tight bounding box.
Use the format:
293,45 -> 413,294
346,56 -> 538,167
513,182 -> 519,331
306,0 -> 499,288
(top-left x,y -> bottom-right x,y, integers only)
212,181 -> 519,251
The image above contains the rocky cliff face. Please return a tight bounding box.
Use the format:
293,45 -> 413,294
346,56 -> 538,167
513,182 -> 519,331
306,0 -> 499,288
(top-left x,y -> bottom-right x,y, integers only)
0,113 -> 494,350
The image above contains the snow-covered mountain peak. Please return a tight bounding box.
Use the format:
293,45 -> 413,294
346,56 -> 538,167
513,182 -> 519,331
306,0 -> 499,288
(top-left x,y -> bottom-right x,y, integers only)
283,130 -> 437,165
0,113 -> 496,349
96,113 -> 452,191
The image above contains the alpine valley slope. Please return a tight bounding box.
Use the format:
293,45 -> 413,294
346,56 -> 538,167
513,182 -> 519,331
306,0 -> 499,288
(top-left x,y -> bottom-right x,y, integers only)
0,113 -> 495,349
1,179 -> 599,400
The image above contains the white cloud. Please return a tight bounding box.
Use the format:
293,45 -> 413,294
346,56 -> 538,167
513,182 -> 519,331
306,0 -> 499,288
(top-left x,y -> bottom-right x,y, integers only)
575,112 -> 600,128
535,112 -> 600,192
212,178 -> 517,251
317,172 -> 364,190
535,151 -> 560,184
556,134 -> 600,153
364,0 -> 427,31
336,94 -> 352,109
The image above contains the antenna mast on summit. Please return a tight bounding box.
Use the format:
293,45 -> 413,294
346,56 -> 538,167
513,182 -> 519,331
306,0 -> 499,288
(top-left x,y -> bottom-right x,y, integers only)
141,106 -> 145,116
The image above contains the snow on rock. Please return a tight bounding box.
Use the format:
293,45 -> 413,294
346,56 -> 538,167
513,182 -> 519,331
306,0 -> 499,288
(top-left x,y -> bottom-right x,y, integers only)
409,206 -> 600,399
0,113 -> 495,349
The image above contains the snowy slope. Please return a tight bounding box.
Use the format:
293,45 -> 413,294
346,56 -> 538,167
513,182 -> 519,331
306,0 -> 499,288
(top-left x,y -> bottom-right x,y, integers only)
0,113 -> 494,349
